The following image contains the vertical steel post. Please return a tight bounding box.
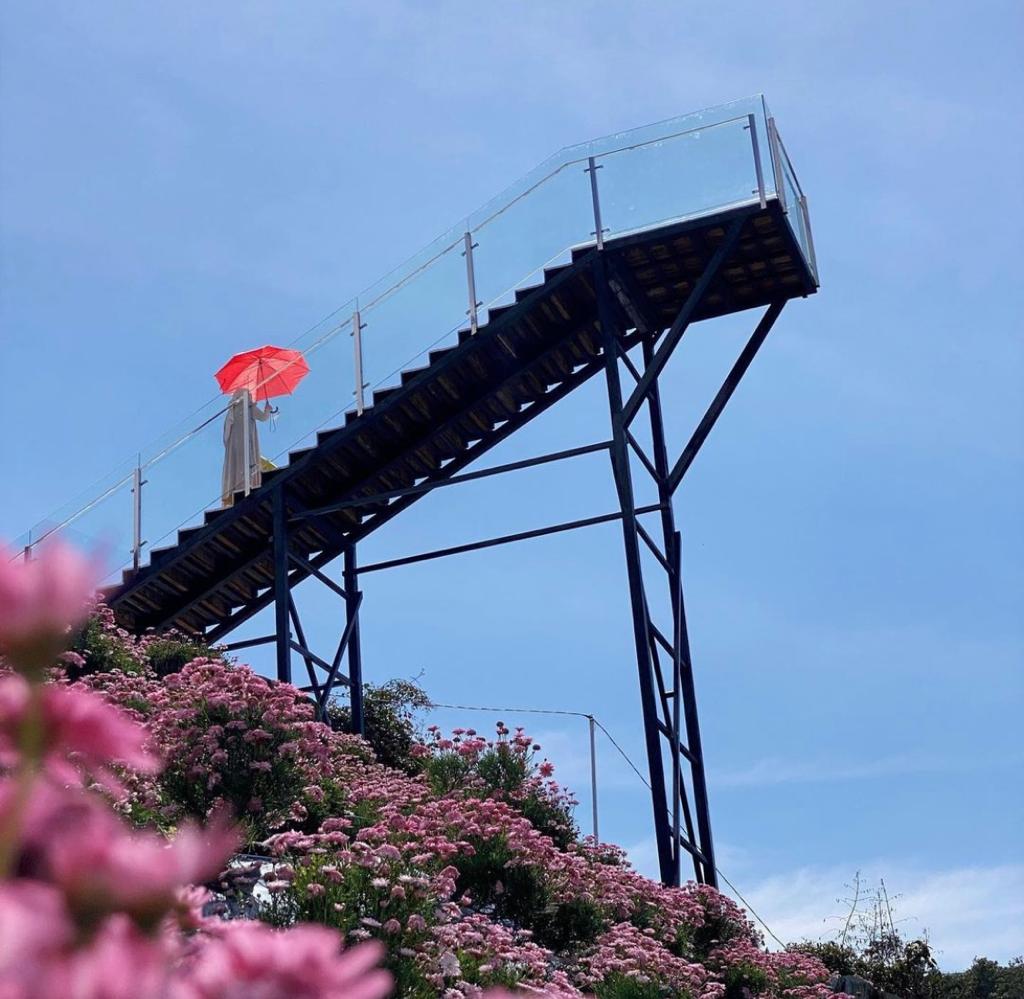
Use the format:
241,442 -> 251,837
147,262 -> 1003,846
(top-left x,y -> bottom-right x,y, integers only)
643,337 -> 717,887
586,157 -> 605,251
352,308 -> 366,416
747,114 -> 767,209
670,530 -> 683,886
23,533 -> 32,563
588,714 -> 600,842
595,252 -> 674,883
242,390 -> 252,497
343,545 -> 364,735
673,559 -> 716,888
131,458 -> 143,573
463,232 -> 480,336
799,194 -> 818,280
767,116 -> 786,211
272,489 -> 291,683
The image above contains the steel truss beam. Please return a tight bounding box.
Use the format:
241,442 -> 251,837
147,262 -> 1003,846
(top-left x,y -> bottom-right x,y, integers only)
592,236 -> 785,887
261,487 -> 361,722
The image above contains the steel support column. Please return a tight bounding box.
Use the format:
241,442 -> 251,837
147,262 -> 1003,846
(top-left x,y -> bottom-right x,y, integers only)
641,338 -> 717,887
594,251 -> 675,884
344,546 -> 365,735
272,488 -> 292,684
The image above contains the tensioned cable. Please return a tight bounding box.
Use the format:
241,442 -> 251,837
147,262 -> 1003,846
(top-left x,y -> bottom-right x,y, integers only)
590,719 -> 786,948
424,701 -> 786,949
428,702 -> 592,719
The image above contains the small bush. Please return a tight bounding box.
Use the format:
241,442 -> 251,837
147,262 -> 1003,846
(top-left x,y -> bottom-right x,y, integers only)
330,678 -> 431,771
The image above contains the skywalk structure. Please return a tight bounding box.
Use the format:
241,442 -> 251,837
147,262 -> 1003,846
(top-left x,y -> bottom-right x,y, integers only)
25,98 -> 818,888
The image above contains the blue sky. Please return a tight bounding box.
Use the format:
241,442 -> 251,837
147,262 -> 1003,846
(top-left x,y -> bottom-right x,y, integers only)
1,1 -> 1021,969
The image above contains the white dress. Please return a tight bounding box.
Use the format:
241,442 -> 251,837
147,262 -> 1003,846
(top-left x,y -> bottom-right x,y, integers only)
221,391 -> 270,506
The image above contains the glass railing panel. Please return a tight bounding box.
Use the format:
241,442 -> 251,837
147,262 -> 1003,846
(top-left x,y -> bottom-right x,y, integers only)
470,161 -> 594,320
358,232 -> 468,395
596,116 -> 762,240
774,130 -> 816,282
139,406 -> 233,565
539,95 -> 772,193
14,467 -> 137,583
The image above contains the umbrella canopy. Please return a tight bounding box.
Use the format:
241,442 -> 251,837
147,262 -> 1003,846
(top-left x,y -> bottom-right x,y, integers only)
215,345 -> 310,402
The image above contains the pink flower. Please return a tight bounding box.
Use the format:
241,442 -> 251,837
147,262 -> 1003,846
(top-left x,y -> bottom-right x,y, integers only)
0,539 -> 100,672
48,808 -> 237,928
0,879 -> 73,986
186,925 -> 392,999
60,913 -> 178,999
0,677 -> 158,780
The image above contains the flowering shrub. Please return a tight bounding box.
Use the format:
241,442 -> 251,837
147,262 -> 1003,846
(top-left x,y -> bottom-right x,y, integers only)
1,540 -> 846,999
414,722 -> 577,849
0,541 -> 392,999
330,677 -> 434,772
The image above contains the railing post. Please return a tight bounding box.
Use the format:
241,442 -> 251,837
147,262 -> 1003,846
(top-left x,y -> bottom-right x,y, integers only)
799,193 -> 818,279
462,231 -> 481,336
746,114 -> 767,209
131,458 -> 144,573
586,156 -> 606,251
588,714 -> 600,842
767,116 -> 786,211
352,307 -> 366,416
242,390 -> 252,497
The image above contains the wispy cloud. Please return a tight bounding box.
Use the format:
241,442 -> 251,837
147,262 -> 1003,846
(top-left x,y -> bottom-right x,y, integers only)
732,862 -> 1024,971
623,844 -> 1024,971
712,751 -> 1024,788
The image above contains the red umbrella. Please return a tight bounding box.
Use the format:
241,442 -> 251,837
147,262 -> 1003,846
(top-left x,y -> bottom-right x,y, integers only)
215,345 -> 309,402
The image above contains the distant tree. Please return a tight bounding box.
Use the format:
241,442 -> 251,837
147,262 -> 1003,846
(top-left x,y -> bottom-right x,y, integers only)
328,677 -> 431,771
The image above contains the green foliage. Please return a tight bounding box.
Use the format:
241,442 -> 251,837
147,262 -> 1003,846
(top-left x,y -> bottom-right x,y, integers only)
422,750 -> 474,797
262,853 -> 439,998
933,957 -> 1024,999
723,960 -> 770,998
791,940 -> 858,977
67,615 -> 223,680
419,735 -> 577,849
688,906 -> 746,961
146,635 -> 215,677
594,972 -> 665,999
330,679 -> 431,772
792,874 -> 1024,999
532,896 -> 606,952
475,743 -> 531,794
516,783 -> 577,850
68,616 -> 142,677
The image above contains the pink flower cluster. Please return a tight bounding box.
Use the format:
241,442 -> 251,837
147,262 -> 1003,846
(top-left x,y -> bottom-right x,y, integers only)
575,922 -> 713,995
0,541 -> 392,999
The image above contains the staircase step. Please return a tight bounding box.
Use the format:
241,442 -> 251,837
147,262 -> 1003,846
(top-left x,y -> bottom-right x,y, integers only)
487,303 -> 516,322
428,346 -> 457,365
401,365 -> 430,386
287,446 -> 316,464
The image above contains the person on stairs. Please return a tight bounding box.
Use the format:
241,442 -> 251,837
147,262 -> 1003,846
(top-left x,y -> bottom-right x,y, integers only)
221,388 -> 276,507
